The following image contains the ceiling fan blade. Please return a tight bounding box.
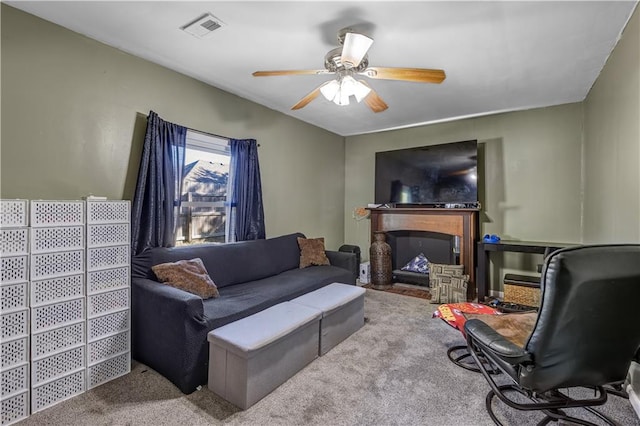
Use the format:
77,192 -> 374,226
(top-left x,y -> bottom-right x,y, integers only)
365,90 -> 388,113
253,69 -> 330,77
291,81 -> 332,110
361,67 -> 446,83
358,80 -> 389,112
358,80 -> 388,113
341,32 -> 374,69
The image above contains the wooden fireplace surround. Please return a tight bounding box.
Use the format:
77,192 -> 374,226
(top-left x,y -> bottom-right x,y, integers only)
369,208 -> 479,300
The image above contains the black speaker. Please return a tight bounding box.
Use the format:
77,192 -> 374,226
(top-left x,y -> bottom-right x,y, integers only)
339,244 -> 361,266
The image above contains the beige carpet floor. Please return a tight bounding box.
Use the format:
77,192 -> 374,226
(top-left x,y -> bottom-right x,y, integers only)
16,290 -> 640,426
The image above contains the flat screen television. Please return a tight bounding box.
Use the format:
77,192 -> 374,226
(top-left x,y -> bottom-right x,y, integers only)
374,140 -> 478,206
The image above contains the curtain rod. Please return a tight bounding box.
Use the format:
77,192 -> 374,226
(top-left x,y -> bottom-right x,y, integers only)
186,127 -> 260,147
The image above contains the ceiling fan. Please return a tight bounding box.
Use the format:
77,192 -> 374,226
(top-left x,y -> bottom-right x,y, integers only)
252,27 -> 446,113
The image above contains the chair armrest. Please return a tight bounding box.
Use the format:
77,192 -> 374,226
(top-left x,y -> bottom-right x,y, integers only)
326,250 -> 358,284
464,319 -> 532,365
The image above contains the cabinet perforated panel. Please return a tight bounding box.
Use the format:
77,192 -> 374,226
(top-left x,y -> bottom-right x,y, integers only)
0,200 -> 28,228
1,310 -> 28,341
31,322 -> 85,360
1,337 -> 28,370
0,256 -> 28,284
87,267 -> 129,294
0,228 -> 28,256
30,226 -> 83,253
32,346 -> 85,386
30,274 -> 84,307
30,201 -> 84,227
1,364 -> 28,399
86,201 -> 129,224
87,289 -> 129,318
31,298 -> 84,334
30,250 -> 84,281
87,310 -> 129,341
87,224 -> 128,247
1,282 -> 28,313
86,246 -> 128,271
88,331 -> 129,365
1,390 -> 29,425
87,353 -> 129,389
31,370 -> 85,413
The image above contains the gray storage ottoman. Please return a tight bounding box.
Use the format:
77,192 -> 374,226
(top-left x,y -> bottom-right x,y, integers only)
207,302 -> 321,409
291,282 -> 366,355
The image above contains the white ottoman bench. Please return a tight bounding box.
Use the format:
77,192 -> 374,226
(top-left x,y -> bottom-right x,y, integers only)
290,283 -> 366,356
207,302 -> 321,409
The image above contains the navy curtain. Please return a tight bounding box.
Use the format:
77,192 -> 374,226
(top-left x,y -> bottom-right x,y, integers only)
131,111 -> 186,255
225,139 -> 265,242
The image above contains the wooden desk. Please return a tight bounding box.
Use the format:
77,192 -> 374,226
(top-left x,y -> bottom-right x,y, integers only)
476,240 -> 573,302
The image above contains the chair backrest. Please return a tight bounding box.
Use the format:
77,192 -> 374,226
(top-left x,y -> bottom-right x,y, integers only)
521,244 -> 640,393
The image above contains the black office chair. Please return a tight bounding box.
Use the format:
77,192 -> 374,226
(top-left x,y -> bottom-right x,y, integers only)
464,244 -> 640,425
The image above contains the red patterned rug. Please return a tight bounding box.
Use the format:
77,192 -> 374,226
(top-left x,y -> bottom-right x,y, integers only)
363,284 -> 431,300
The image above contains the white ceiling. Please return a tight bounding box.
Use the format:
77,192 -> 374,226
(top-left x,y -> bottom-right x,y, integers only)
7,1 -> 638,136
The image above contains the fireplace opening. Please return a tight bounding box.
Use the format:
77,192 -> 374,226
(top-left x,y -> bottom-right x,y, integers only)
386,230 -> 460,286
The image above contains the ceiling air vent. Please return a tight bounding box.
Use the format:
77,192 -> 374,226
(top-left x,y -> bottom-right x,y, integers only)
181,13 -> 225,39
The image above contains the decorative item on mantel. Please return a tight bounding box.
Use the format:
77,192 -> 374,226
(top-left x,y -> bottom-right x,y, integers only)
370,231 -> 392,290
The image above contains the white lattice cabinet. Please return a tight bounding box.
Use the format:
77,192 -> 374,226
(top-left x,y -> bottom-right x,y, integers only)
1,200 -> 30,426
1,198 -> 131,423
29,200 -> 86,414
85,200 -> 131,389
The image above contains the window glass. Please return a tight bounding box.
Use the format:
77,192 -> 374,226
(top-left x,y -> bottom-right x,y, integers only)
176,130 -> 230,245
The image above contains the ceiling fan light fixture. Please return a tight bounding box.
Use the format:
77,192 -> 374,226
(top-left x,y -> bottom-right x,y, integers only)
320,80 -> 340,101
341,32 -> 373,68
320,75 -> 371,106
353,79 -> 372,102
334,90 -> 350,106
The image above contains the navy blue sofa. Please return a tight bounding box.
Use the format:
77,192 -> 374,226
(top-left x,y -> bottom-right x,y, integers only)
131,232 -> 358,394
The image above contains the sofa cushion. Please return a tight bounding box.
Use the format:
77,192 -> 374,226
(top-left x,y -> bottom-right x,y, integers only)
131,233 -> 304,288
202,265 -> 353,330
151,258 -> 219,299
298,237 -> 330,268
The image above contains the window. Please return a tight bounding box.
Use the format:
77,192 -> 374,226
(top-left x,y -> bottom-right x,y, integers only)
176,130 -> 230,245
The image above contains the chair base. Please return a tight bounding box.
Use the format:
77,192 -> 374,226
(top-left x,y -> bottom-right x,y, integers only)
486,385 -> 618,426
467,341 -> 615,425
446,345 -> 500,374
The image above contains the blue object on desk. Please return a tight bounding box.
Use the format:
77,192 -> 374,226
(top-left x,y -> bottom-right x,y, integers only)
483,234 -> 501,243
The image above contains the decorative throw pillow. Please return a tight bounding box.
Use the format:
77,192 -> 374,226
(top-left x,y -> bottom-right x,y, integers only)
428,262 -> 464,277
151,258 -> 219,299
297,237 -> 330,269
430,274 -> 469,304
401,253 -> 429,274
428,262 -> 468,304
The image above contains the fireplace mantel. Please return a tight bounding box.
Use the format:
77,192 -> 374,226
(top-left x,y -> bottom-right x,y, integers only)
368,208 -> 479,300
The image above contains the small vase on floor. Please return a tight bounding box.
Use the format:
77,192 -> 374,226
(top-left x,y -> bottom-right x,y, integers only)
370,231 -> 392,290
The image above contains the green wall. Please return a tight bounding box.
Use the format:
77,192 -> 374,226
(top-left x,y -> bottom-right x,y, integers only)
583,5 -> 640,243
0,5 -> 346,249
344,103 -> 584,254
